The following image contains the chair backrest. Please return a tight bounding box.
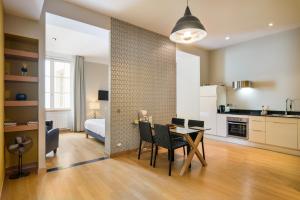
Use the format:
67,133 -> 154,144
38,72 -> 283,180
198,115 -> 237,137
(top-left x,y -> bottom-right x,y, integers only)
45,120 -> 53,132
188,120 -> 204,128
138,121 -> 153,143
171,118 -> 185,127
154,124 -> 171,149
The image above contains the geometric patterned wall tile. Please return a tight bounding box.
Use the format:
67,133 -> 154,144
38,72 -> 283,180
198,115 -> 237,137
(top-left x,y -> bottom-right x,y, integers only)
111,18 -> 176,153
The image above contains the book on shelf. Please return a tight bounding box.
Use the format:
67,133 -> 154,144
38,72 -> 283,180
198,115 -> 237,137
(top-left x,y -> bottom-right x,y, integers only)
27,121 -> 38,125
4,122 -> 17,126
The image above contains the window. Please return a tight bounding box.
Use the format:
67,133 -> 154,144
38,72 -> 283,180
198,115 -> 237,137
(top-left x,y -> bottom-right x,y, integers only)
45,58 -> 71,110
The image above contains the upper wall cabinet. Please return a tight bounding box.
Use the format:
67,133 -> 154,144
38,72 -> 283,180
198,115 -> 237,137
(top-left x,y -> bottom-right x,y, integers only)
266,117 -> 298,149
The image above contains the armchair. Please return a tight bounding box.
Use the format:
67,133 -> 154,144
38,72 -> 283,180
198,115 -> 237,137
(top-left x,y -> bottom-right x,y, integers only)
45,121 -> 59,154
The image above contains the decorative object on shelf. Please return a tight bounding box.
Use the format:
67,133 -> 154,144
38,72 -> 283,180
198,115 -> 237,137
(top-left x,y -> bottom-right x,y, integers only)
21,63 -> 28,76
15,93 -> 27,101
170,0 -> 207,44
232,80 -> 253,89
7,136 -> 33,179
89,101 -> 100,118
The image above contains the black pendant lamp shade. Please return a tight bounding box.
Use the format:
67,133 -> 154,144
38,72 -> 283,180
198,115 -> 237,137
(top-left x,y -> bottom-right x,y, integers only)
170,5 -> 207,44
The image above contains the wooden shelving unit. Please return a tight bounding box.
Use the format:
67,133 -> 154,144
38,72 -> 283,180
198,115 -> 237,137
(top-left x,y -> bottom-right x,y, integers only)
4,101 -> 38,107
4,124 -> 38,133
4,33 -> 39,172
4,48 -> 39,61
5,75 -> 38,82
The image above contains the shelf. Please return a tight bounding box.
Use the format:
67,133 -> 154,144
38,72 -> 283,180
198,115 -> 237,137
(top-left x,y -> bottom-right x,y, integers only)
5,75 -> 38,83
4,101 -> 38,107
4,124 -> 38,133
4,48 -> 38,61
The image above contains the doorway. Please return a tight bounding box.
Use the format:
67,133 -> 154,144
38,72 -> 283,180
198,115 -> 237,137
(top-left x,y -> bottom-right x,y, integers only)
45,13 -> 110,170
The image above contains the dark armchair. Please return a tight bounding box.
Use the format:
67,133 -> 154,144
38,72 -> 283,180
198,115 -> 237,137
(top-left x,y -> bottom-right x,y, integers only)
45,121 -> 59,155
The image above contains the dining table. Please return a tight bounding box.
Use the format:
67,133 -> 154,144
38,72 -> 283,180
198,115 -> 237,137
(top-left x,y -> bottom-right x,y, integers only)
169,126 -> 209,176
133,120 -> 209,176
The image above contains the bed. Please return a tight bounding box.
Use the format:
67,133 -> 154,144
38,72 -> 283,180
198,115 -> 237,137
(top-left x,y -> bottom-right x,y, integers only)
84,119 -> 105,143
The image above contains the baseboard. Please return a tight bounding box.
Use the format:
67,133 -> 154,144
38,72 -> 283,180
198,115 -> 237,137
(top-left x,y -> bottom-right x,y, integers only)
5,162 -> 38,175
110,148 -> 137,158
205,135 -> 300,156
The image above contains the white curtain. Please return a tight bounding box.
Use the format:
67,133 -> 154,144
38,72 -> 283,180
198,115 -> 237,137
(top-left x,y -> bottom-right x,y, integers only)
74,56 -> 86,132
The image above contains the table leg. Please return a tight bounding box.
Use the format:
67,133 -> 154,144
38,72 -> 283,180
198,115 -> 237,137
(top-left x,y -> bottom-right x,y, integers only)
179,131 -> 207,176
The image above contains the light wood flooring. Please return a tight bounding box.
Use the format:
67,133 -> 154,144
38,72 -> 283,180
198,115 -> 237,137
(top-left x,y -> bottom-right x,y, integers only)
2,139 -> 300,200
46,132 -> 105,169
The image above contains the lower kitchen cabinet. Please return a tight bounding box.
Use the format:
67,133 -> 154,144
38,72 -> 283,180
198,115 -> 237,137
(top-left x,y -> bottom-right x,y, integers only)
217,114 -> 227,137
249,130 -> 266,143
249,116 -> 266,143
266,117 -> 298,149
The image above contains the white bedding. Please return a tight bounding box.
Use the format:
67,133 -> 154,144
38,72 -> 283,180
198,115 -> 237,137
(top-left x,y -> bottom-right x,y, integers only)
84,119 -> 105,138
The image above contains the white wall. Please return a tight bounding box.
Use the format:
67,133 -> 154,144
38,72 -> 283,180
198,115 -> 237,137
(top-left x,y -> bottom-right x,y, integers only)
176,50 -> 200,121
209,27 -> 300,111
85,61 -> 109,120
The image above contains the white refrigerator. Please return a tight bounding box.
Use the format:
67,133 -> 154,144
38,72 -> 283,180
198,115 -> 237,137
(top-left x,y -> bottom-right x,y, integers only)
200,85 -> 226,135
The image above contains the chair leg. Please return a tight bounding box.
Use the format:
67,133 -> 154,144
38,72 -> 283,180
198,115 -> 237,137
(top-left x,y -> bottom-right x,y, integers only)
171,149 -> 175,161
168,150 -> 170,161
153,145 -> 158,168
202,141 -> 205,160
183,146 -> 186,156
169,155 -> 172,176
53,149 -> 57,154
138,140 -> 142,160
187,145 -> 192,169
150,143 -> 154,166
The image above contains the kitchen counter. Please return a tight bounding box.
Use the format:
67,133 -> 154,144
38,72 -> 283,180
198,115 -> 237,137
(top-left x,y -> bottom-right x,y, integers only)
218,109 -> 300,118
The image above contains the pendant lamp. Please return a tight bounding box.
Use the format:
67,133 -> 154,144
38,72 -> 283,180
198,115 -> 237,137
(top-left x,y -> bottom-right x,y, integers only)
170,0 -> 207,44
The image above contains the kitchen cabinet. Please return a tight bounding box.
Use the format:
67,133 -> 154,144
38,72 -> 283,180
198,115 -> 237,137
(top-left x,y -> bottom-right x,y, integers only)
266,117 -> 298,149
298,119 -> 300,150
249,116 -> 266,144
217,114 -> 227,137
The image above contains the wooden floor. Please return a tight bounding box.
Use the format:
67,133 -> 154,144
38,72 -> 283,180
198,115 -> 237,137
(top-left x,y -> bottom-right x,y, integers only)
2,139 -> 300,200
46,132 -> 105,169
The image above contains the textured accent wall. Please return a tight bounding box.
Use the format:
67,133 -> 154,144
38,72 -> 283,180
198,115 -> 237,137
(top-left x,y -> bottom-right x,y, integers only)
110,18 -> 176,153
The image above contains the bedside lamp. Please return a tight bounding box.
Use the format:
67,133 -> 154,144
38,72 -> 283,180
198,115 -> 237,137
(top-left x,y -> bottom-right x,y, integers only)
89,102 -> 100,118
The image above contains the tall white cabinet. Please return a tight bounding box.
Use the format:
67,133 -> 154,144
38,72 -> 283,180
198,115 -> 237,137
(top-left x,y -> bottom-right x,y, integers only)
176,50 -> 200,121
200,85 -> 226,135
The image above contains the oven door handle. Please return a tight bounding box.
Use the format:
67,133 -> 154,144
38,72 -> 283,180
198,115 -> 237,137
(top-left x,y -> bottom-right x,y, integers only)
227,122 -> 247,125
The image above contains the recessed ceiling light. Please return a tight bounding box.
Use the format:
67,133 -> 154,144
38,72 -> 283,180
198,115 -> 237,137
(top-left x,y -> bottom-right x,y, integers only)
225,36 -> 230,40
52,37 -> 57,41
268,23 -> 274,27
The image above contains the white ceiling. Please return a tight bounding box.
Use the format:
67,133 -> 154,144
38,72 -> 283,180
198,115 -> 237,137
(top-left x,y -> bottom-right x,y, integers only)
4,0 -> 300,49
64,0 -> 300,49
46,13 -> 110,64
3,0 -> 44,20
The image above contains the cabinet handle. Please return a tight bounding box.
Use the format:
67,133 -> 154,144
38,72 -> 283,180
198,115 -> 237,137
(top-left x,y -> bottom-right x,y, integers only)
271,122 -> 296,125
251,130 -> 264,132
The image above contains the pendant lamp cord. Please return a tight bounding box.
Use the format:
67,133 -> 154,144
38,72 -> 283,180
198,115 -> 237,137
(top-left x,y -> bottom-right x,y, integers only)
187,0 -> 189,6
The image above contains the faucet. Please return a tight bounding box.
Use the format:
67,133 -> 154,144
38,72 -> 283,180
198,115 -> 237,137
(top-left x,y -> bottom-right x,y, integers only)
285,98 -> 292,115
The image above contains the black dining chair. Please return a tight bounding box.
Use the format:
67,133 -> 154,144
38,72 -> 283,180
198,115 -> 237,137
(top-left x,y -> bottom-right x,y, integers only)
171,117 -> 186,157
188,120 -> 206,160
138,121 -> 155,166
153,124 -> 188,176
171,118 -> 185,127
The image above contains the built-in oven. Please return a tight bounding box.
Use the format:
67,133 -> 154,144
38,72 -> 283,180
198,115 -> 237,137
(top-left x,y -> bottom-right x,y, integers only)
227,117 -> 249,139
